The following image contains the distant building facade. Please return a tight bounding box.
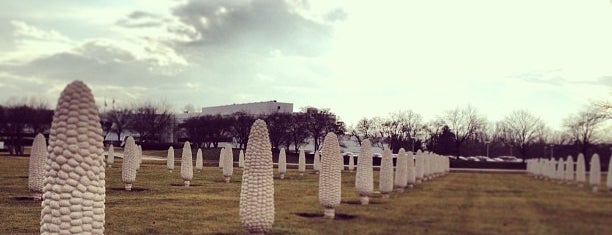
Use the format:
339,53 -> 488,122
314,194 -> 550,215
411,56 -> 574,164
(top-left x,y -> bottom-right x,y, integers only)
200,100 -> 293,116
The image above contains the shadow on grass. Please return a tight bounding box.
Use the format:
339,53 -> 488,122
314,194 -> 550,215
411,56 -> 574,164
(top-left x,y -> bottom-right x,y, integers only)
107,187 -> 149,192
170,183 -> 203,187
13,196 -> 38,202
295,212 -> 357,220
342,200 -> 384,205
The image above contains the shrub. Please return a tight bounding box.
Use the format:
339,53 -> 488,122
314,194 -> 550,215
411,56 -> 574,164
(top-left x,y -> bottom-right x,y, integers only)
239,119 -> 274,234
355,139 -> 374,205
181,141 -> 193,187
278,148 -> 287,179
28,133 -> 47,200
319,133 -> 342,219
40,81 -> 106,234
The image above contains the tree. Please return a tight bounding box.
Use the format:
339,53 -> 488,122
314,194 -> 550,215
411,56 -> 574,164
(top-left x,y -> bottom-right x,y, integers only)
128,102 -> 174,143
288,112 -> 310,153
304,107 -> 345,152
379,110 -> 423,152
563,104 -> 609,155
0,98 -> 53,155
349,117 -> 382,146
264,112 -> 292,150
232,112 -> 256,149
107,107 -> 133,143
437,105 -> 486,157
498,110 -> 546,158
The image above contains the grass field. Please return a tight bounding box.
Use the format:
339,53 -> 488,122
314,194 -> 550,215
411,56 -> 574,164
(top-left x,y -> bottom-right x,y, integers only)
1,156 -> 611,235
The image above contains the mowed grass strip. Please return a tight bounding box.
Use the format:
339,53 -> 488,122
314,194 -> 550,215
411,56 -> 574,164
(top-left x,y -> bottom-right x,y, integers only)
0,156 -> 610,234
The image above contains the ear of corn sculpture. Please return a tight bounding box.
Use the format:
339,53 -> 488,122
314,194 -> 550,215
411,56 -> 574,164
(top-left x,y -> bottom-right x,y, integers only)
607,154 -> 612,191
219,147 -> 225,169
167,146 -> 175,172
379,147 -> 394,198
223,145 -> 234,182
298,149 -> 306,176
565,155 -> 574,183
406,152 -> 416,188
576,153 -> 586,187
394,148 -> 408,192
181,141 -> 193,187
136,145 -> 142,170
278,148 -> 287,179
319,132 -> 342,219
239,150 -> 245,168
239,119 -> 274,234
355,139 -> 374,205
196,148 -> 203,172
348,154 -> 355,171
589,154 -> 601,192
106,144 -> 114,168
40,81 -> 106,234
28,133 -> 47,200
122,137 -> 138,190
313,151 -> 321,174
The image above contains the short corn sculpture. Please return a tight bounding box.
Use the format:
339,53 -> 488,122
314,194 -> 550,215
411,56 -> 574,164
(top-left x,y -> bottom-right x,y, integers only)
607,154 -> 612,191
196,148 -> 203,172
28,133 -> 47,200
319,132 -> 342,219
40,81 -> 106,234
106,144 -> 114,168
355,139 -> 374,205
348,154 -> 355,171
239,150 -> 245,168
181,141 -> 193,187
313,151 -> 321,174
122,137 -> 138,190
565,155 -> 574,183
239,119 -> 274,235
219,147 -> 225,169
223,146 -> 234,183
298,149 -> 306,176
589,154 -> 601,192
167,146 -> 175,172
394,148 -> 408,192
576,153 -> 586,187
136,145 -> 142,170
278,148 -> 287,179
379,147 -> 394,198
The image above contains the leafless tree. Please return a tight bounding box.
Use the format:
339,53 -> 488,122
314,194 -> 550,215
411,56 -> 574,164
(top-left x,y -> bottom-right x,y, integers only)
438,105 -> 486,157
498,110 -> 546,158
349,117 -> 382,146
128,101 -> 174,143
563,104 -> 609,154
380,110 -> 424,152
107,107 -> 133,143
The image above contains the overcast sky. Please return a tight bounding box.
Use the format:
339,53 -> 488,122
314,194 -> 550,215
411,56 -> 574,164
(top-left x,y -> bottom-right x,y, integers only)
0,0 -> 610,129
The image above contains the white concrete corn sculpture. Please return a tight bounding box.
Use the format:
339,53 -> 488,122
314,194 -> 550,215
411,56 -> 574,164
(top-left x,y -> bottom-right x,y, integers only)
40,81 -> 106,234
565,155 -> 574,183
313,151 -> 321,174
348,154 -> 355,171
607,154 -> 612,191
106,144 -> 114,168
394,148 -> 408,192
239,119 -> 274,234
196,148 -> 203,172
278,148 -> 287,179
576,153 -> 586,187
181,141 -> 193,187
28,133 -> 47,200
379,147 -> 394,198
223,145 -> 234,182
589,154 -> 601,192
122,137 -> 138,190
355,139 -> 374,205
319,132 -> 342,219
167,146 -> 174,172
298,149 -> 306,176
136,145 -> 142,170
239,149 -> 245,168
406,152 -> 416,189
219,147 -> 225,169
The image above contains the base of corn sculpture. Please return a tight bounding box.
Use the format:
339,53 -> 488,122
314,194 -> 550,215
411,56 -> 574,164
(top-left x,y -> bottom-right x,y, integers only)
395,188 -> 405,193
107,164 -> 112,168
224,176 -> 231,183
323,207 -> 335,219
280,173 -> 285,179
578,183 -> 584,188
32,193 -> 42,200
408,184 -> 414,189
184,181 -> 191,187
416,179 -> 422,184
592,186 -> 598,193
359,196 -> 369,205
169,170 -> 173,173
299,173 -> 304,176
381,193 -> 390,199
125,183 -> 132,191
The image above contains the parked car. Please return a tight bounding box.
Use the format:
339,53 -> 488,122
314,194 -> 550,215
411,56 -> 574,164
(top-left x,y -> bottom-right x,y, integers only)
466,156 -> 480,162
498,156 -> 522,163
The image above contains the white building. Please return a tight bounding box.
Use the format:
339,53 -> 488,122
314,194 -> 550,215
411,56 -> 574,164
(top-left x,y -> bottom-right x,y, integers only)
200,100 -> 293,116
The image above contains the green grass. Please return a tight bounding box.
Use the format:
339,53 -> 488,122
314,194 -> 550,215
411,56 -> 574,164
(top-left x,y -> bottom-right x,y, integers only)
1,156 -> 611,235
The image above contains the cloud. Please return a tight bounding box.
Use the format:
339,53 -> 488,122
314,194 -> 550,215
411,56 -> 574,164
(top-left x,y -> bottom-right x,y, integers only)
324,8 -> 347,22
172,0 -> 334,57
